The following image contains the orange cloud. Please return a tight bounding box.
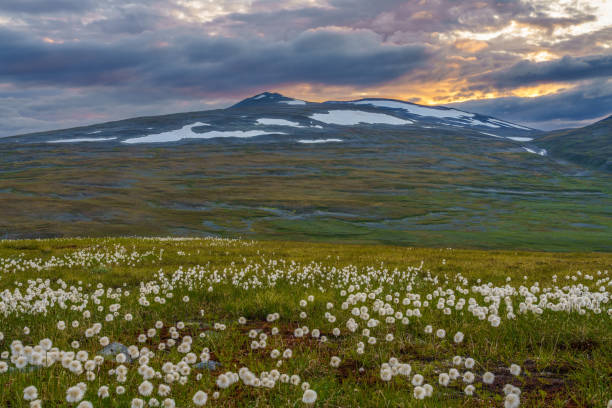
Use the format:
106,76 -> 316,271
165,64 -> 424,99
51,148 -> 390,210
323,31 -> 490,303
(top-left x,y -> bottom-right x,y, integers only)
453,39 -> 488,53
275,78 -> 574,108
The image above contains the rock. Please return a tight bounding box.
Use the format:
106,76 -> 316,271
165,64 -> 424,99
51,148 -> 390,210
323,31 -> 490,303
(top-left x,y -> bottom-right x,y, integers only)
98,342 -> 132,362
195,360 -> 221,371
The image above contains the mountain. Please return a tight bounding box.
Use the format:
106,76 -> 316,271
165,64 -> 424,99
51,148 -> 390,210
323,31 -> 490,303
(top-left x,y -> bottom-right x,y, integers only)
0,93 -> 610,251
535,115 -> 612,171
4,92 -> 539,145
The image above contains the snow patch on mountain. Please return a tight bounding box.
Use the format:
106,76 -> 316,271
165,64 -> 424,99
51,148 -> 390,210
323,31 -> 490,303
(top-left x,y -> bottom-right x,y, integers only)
480,132 -> 504,138
281,99 -> 306,105
298,139 -> 343,144
256,118 -> 305,127
122,122 -> 283,144
508,137 -> 534,142
353,100 -> 473,120
522,147 -> 547,156
48,137 -> 117,143
310,110 -> 412,126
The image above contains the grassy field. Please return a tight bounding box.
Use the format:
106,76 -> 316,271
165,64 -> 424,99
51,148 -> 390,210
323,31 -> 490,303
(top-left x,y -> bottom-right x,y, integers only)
2,127 -> 611,251
0,237 -> 610,407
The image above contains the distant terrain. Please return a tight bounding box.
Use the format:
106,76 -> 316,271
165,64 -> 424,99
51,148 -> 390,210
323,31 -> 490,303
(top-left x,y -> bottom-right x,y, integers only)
537,116 -> 612,172
0,93 -> 610,251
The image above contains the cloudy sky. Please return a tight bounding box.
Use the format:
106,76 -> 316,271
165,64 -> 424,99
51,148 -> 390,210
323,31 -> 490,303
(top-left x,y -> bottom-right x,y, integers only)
1,0 -> 611,136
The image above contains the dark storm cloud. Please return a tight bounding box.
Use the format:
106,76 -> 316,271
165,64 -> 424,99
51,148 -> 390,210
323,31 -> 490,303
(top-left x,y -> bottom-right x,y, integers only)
476,54 -> 612,89
0,28 -> 428,91
0,0 -> 95,13
0,30 -> 151,86
450,80 -> 612,130
175,29 -> 428,90
0,0 -> 610,136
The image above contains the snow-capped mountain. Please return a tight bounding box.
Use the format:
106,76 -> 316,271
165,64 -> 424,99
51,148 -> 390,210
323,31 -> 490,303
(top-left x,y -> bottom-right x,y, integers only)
2,92 -> 540,150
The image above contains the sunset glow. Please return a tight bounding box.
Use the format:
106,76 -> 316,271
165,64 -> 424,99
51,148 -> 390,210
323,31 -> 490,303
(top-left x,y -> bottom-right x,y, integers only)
0,0 -> 610,136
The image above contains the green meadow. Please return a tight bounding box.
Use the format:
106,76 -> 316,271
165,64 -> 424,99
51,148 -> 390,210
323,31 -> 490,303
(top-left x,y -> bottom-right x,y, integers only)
0,238 -> 610,407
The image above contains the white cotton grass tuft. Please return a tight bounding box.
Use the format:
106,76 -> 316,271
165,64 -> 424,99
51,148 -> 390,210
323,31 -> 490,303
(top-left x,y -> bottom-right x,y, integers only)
438,373 -> 450,386
411,374 -> 424,386
509,364 -> 521,376
192,391 -> 208,406
23,386 -> 38,401
482,371 -> 495,384
504,393 -> 520,408
66,385 -> 85,403
302,389 -> 317,404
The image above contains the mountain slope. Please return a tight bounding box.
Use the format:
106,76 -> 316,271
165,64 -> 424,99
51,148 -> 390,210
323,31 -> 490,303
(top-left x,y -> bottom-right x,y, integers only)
535,115 -> 612,171
3,92 -> 538,145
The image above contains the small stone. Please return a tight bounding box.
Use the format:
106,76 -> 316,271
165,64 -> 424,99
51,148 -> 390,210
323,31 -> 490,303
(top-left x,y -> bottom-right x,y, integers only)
98,342 -> 132,362
195,360 -> 221,371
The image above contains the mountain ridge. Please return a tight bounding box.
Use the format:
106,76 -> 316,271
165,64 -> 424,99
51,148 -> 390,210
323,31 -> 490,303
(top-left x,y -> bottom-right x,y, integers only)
5,92 -> 536,140
536,115 -> 612,171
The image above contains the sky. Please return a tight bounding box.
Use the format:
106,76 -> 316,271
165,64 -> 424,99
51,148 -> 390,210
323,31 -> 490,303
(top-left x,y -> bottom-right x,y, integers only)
1,0 -> 611,136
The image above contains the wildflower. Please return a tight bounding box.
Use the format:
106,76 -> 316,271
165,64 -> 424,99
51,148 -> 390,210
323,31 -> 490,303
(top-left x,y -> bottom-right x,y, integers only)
483,371 -> 495,384
139,381 -> 154,396
463,371 -> 475,383
436,329 -> 446,339
454,331 -> 464,343
439,373 -> 450,386
330,356 -> 341,367
192,391 -> 208,406
510,364 -> 521,376
216,374 -> 230,389
413,386 -> 426,399
77,402 -> 93,408
302,389 -> 317,404
464,357 -> 475,369
131,398 -> 145,408
23,386 -> 38,401
504,393 -> 520,408
66,385 -> 85,403
98,386 -> 110,398
412,374 -> 424,386
380,368 -> 392,381
464,384 -> 475,396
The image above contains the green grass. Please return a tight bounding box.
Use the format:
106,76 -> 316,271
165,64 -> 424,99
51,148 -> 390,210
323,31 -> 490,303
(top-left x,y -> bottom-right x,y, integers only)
1,130 -> 610,251
0,237 -> 610,407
